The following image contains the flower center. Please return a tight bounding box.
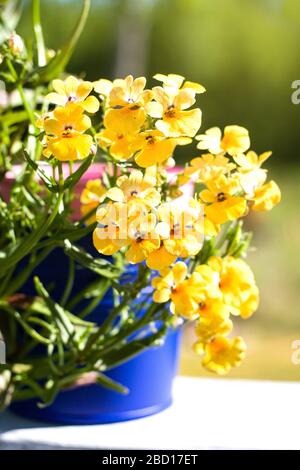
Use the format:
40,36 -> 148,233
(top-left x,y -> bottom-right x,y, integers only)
164,105 -> 176,118
62,125 -> 74,136
217,192 -> 227,202
170,222 -> 181,237
145,135 -> 156,145
129,104 -> 140,110
134,231 -> 145,243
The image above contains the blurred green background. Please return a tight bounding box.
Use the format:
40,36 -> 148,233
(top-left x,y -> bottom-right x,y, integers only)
16,0 -> 300,380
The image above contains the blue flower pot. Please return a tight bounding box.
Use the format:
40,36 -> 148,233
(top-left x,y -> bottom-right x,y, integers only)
10,237 -> 181,424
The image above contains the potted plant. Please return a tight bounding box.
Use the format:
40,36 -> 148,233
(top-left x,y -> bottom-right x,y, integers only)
0,0 -> 280,424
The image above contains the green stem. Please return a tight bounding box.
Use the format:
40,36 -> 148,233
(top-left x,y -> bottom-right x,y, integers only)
78,279 -> 110,318
6,57 -> 17,80
92,303 -> 161,360
58,162 -> 64,188
60,258 -> 75,307
215,221 -> 235,250
32,0 -> 46,67
36,222 -> 96,251
4,246 -> 54,298
0,193 -> 63,272
66,277 -> 103,311
0,266 -> 15,298
6,59 -> 36,127
17,83 -> 36,128
0,302 -> 51,344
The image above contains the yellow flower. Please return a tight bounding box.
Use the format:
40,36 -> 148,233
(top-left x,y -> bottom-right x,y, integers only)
152,262 -> 220,319
46,76 -> 99,113
131,130 -> 190,168
106,169 -> 161,209
195,127 -> 223,154
93,78 -> 115,98
183,153 -> 235,184
196,125 -> 250,156
106,75 -> 152,109
153,73 -> 206,95
96,107 -> 145,160
80,179 -> 106,224
172,265 -> 221,319
209,256 -> 259,319
200,175 -> 247,225
147,86 -> 202,137
200,336 -> 246,375
221,126 -> 250,156
251,180 -> 281,212
152,261 -> 188,303
146,244 -> 177,270
125,213 -> 160,264
36,112 -> 52,130
194,303 -> 233,346
93,200 -> 160,264
156,199 -> 204,258
203,215 -> 221,237
93,202 -> 129,255
193,263 -> 222,295
234,150 -> 271,196
42,104 -> 93,161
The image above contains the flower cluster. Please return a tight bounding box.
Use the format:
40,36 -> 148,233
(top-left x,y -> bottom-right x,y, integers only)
91,74 -> 205,267
152,256 -> 257,374
38,73 -> 281,375
38,76 -> 99,161
180,125 -> 281,229
94,74 -> 204,166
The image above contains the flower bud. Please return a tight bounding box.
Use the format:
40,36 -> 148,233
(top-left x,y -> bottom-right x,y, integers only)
8,33 -> 24,55
90,143 -> 97,155
46,49 -> 56,61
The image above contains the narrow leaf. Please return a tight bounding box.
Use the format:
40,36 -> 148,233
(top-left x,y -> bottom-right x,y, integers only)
96,373 -> 129,395
23,151 -> 59,193
63,240 -> 119,279
63,155 -> 93,191
36,0 -> 90,82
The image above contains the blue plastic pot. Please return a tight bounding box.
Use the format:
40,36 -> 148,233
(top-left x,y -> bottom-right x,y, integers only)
10,237 -> 181,424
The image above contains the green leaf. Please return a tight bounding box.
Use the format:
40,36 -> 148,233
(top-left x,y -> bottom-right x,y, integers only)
63,155 -> 94,191
0,302 -> 52,345
37,380 -> 59,408
96,373 -> 128,395
66,311 -> 96,327
0,192 -> 63,272
78,278 -> 110,318
23,151 -> 59,193
35,0 -> 90,82
231,232 -> 253,258
0,110 -> 27,127
63,240 -> 120,279
34,277 -> 76,346
226,221 -> 243,255
32,0 -> 46,67
101,327 -> 167,369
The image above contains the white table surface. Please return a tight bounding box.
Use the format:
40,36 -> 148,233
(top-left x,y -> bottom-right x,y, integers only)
1,376 -> 300,450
